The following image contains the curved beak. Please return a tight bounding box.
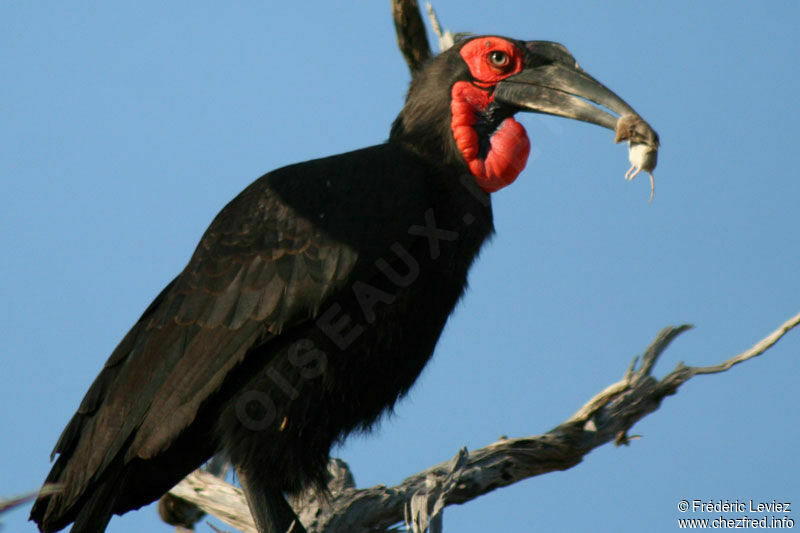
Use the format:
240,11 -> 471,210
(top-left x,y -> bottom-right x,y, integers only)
493,41 -> 640,131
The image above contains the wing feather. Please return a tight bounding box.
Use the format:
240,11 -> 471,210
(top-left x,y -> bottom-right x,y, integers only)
34,144 -> 433,529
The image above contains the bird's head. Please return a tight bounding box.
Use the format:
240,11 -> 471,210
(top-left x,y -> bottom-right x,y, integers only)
391,35 -> 643,193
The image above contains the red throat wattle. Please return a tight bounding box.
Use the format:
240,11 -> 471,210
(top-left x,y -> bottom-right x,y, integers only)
450,82 -> 530,193
451,37 -> 530,193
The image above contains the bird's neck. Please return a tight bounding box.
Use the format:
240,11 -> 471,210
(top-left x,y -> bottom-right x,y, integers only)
390,84 -> 530,194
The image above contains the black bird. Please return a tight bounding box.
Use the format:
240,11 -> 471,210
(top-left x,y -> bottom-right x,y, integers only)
32,35 -> 648,533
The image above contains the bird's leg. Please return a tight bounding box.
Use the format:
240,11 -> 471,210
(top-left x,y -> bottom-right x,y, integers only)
236,467 -> 307,533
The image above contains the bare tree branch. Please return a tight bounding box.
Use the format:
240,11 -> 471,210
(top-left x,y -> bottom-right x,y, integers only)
424,2 -> 454,52
166,312 -> 800,532
0,485 -> 61,517
689,311 -> 800,375
169,472 -> 256,533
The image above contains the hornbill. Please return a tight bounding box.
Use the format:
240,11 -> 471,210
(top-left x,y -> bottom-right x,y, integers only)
31,35 -> 652,532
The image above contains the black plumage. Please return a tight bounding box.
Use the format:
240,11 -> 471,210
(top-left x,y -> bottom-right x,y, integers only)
32,34 -> 648,533
33,143 -> 492,532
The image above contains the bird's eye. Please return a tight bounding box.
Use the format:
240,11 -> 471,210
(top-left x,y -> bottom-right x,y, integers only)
488,50 -> 510,68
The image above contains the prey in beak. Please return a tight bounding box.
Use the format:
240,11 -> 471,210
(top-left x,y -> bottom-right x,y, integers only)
493,41 -> 660,200
615,114 -> 660,202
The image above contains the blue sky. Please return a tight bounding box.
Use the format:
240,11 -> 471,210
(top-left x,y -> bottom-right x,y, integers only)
2,2 -> 798,532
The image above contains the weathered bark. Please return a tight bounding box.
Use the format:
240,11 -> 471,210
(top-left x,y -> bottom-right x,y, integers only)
166,313 -> 800,532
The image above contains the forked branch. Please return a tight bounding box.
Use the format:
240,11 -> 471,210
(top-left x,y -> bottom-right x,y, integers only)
165,312 -> 800,533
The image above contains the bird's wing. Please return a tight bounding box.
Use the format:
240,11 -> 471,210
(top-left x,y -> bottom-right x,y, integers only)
43,166 -> 362,515
128,173 -> 366,457
35,145 -> 434,528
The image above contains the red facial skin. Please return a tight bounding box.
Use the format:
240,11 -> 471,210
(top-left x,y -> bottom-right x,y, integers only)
451,37 -> 530,193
